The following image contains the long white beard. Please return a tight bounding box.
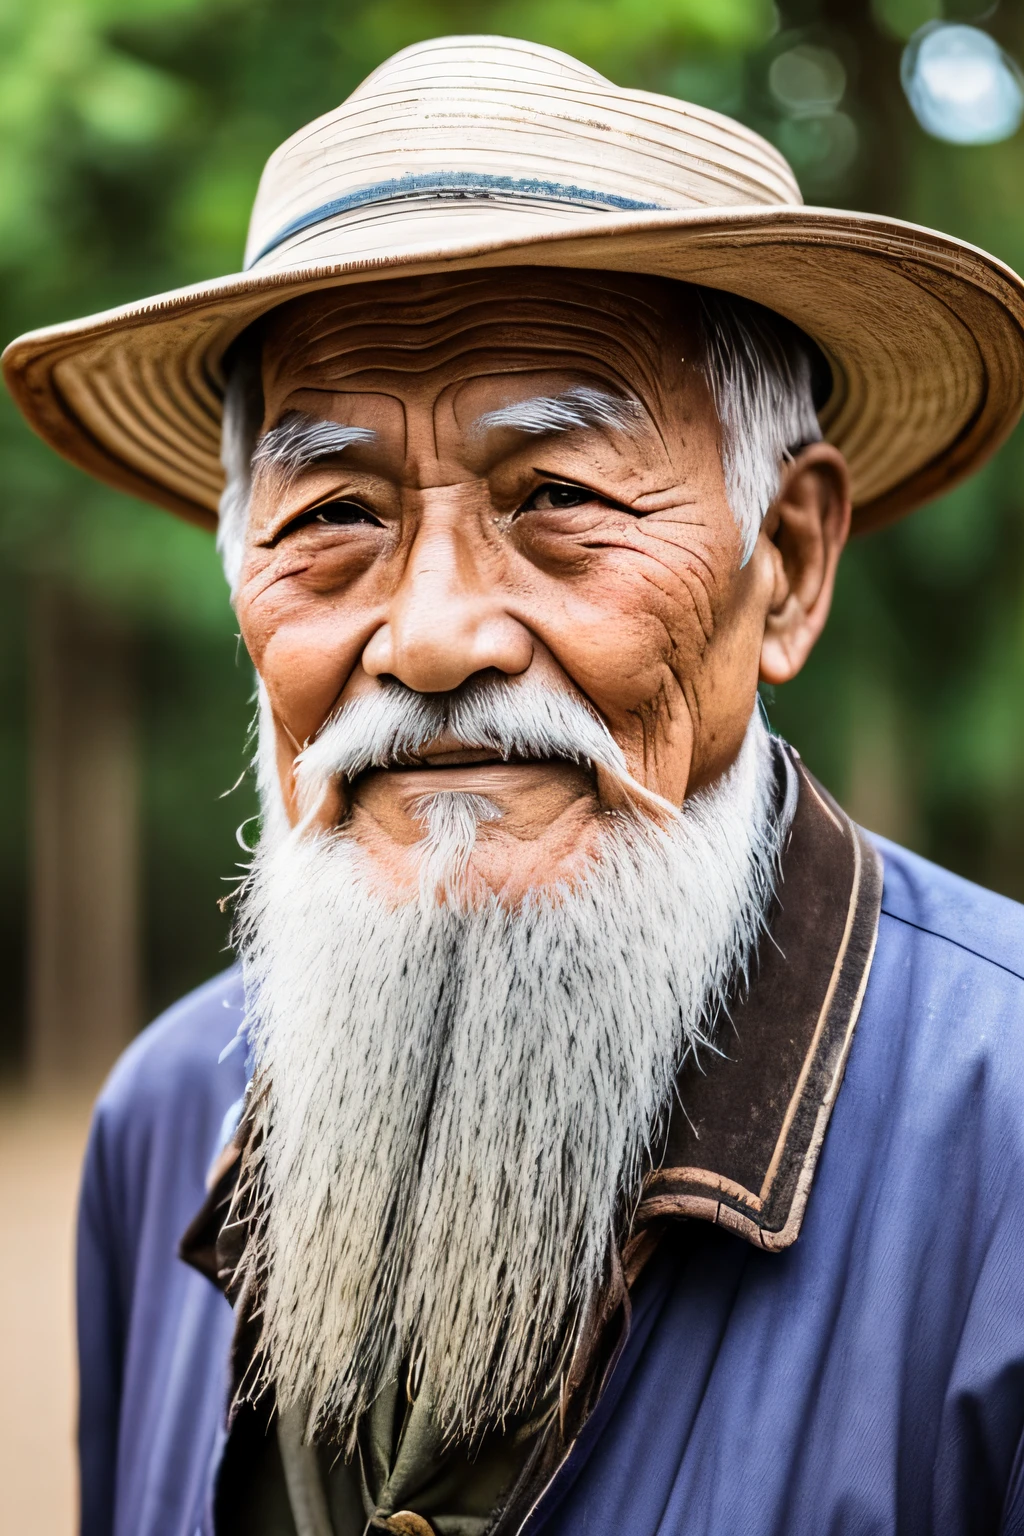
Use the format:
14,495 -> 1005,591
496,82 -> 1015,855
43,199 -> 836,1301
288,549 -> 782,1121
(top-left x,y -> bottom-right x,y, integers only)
234,699 -> 780,1447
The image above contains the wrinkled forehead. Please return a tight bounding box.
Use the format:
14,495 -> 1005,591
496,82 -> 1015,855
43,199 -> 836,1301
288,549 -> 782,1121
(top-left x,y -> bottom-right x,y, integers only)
257,267 -> 699,420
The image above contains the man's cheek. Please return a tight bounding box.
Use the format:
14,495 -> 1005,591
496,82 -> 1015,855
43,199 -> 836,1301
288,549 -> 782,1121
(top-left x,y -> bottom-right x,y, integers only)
235,555 -> 321,666
549,564 -> 712,712
257,624 -> 357,742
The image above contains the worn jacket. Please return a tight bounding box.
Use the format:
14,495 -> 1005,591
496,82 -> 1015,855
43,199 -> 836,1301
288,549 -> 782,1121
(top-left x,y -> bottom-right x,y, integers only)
78,755 -> 1024,1535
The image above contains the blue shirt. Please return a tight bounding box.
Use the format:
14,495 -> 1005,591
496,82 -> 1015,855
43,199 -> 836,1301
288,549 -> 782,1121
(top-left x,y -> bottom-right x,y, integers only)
77,831 -> 1024,1536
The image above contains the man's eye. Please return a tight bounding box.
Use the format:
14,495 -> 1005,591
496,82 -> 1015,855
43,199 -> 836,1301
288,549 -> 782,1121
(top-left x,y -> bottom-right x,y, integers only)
314,500 -> 382,527
517,482 -> 595,514
272,499 -> 384,544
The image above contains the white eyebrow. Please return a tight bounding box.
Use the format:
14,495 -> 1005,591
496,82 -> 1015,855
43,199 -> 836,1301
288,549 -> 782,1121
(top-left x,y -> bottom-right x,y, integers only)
473,385 -> 644,438
252,410 -> 377,485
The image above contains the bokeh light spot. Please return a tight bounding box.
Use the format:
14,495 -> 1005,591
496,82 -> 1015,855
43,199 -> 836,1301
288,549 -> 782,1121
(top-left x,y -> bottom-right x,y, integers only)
769,44 -> 846,116
901,23 -> 1024,145
777,109 -> 859,187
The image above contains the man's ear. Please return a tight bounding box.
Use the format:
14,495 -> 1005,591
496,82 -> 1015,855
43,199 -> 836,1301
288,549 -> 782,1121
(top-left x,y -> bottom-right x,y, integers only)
759,443 -> 851,686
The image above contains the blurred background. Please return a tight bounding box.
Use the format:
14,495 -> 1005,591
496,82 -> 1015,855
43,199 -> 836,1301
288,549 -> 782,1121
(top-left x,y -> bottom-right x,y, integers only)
2,0 -> 1024,1527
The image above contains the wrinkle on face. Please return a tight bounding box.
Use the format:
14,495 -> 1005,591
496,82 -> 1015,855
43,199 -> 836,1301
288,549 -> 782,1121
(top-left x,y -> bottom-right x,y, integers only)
258,271 -> 691,471
260,271 -> 673,395
235,267 -> 769,891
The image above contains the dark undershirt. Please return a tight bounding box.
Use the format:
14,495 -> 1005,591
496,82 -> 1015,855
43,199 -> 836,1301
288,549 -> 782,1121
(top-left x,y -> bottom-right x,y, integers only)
221,1362 -> 556,1536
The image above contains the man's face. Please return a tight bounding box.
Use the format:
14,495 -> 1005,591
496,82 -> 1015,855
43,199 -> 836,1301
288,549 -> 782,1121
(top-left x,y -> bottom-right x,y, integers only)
230,270 -> 849,1436
235,268 -> 815,901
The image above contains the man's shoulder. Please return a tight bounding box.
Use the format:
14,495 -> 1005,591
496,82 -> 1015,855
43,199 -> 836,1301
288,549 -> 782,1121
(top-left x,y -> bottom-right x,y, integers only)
826,836 -> 1024,1252
80,970 -> 248,1298
858,835 -> 1024,1133
872,833 -> 1024,984
94,966 -> 246,1144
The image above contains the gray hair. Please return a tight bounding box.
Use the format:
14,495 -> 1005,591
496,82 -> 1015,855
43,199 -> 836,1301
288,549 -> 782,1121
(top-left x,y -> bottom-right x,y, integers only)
696,290 -> 823,559
217,287 -> 823,591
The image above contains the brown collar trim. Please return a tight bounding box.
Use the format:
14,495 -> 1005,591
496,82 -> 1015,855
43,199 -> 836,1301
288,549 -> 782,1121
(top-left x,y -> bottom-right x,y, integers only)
635,749 -> 883,1252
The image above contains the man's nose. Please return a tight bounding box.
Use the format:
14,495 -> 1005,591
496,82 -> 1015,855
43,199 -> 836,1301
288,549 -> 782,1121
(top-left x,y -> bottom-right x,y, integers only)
361,497 -> 533,692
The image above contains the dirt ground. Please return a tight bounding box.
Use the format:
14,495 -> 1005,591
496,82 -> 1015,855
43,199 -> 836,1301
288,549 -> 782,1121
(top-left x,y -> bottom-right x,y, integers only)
0,1088 -> 94,1535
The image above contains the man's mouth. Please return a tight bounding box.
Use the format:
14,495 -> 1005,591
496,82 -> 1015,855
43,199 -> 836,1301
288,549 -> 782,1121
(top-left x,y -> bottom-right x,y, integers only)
391,746 -> 538,770
348,749 -> 599,833
351,753 -> 577,802
355,724 -> 579,775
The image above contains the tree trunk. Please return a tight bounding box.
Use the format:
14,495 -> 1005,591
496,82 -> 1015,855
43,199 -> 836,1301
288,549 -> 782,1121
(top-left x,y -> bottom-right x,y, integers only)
28,583 -> 140,1086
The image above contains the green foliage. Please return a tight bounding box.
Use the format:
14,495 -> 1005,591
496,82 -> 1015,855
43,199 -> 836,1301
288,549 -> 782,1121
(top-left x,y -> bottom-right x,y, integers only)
1,0 -> 1024,1052
871,0 -> 941,42
340,0 -> 777,76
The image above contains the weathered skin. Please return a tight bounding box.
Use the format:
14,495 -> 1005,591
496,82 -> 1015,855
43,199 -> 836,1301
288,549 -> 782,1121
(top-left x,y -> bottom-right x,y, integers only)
235,268 -> 850,902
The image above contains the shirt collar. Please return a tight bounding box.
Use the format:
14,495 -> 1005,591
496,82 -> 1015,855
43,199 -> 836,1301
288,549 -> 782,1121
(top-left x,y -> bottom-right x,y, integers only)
638,742 -> 883,1251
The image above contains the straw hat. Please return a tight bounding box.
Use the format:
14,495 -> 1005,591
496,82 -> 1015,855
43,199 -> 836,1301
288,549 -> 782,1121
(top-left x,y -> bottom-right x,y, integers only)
5,34 -> 1024,535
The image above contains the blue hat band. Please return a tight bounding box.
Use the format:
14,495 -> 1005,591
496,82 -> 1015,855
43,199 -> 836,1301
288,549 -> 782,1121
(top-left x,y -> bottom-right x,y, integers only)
246,170 -> 665,268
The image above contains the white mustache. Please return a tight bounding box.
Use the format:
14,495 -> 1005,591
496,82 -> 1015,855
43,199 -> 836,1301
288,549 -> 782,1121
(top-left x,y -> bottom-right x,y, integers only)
292,674 -> 678,826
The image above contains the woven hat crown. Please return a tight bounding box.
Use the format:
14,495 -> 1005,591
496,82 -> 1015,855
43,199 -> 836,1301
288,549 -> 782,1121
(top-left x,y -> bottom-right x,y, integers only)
244,35 -> 802,272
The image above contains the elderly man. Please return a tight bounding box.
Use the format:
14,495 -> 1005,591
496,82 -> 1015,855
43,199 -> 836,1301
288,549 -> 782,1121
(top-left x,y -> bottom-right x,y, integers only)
8,34 -> 1024,1536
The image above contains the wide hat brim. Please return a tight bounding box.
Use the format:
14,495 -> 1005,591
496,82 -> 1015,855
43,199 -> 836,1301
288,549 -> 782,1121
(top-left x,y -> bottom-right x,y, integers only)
5,201 -> 1024,535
